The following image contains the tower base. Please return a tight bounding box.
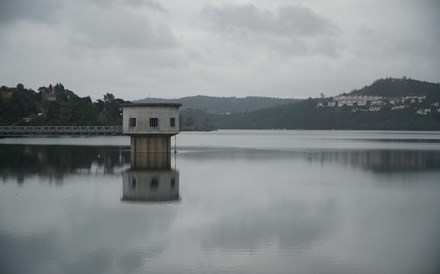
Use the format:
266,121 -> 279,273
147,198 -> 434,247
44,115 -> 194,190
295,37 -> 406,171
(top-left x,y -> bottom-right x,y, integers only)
130,135 -> 171,154
129,135 -> 173,169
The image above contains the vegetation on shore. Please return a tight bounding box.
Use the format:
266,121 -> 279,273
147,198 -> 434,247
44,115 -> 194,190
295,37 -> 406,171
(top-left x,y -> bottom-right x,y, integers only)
1,77 -> 440,130
0,83 -> 128,126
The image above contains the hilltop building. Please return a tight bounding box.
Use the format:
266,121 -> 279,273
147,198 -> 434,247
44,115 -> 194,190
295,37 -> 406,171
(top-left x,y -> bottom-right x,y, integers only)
333,95 -> 383,107
318,95 -> 429,112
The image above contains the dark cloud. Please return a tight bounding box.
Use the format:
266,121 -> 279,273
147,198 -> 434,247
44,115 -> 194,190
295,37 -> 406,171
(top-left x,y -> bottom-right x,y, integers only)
67,5 -> 178,49
0,0 -> 60,24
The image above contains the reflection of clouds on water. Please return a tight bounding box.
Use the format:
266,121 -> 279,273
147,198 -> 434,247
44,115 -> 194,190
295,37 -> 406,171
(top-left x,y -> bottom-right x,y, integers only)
63,249 -> 114,274
200,199 -> 338,250
0,174 -> 177,273
118,250 -> 156,274
1,132 -> 440,273
0,232 -> 58,274
314,184 -> 440,274
0,230 -> 164,274
175,150 -> 440,273
177,156 -> 345,259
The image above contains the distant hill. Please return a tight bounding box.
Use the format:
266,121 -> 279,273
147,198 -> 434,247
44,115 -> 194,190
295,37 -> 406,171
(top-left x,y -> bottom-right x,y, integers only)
135,95 -> 300,114
350,77 -> 440,97
180,77 -> 440,130
212,97 -> 440,130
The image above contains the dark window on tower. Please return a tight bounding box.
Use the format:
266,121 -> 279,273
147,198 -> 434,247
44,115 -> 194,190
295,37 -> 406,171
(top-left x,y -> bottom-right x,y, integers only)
130,177 -> 137,189
150,177 -> 159,190
149,118 -> 158,128
170,178 -> 175,189
170,118 -> 176,127
129,118 -> 136,127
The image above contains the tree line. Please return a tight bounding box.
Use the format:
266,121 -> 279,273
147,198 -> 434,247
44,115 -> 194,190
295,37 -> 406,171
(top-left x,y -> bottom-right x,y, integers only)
0,83 -> 128,126
2,77 -> 440,130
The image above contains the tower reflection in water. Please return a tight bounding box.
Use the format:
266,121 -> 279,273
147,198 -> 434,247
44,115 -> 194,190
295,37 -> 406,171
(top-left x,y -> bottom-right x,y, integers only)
122,152 -> 179,203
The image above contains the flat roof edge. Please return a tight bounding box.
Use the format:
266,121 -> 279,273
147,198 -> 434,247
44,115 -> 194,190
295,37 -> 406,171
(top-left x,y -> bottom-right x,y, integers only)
122,103 -> 182,107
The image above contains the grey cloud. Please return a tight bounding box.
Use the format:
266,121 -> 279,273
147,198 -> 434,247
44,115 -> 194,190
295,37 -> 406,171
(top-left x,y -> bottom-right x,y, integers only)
69,7 -> 178,49
201,4 -> 275,35
277,5 -> 340,36
0,0 -> 60,24
357,26 -> 374,37
126,0 -> 167,12
201,4 -> 340,38
0,0 -> 437,100
89,0 -> 167,12
315,38 -> 343,57
200,4 -> 342,57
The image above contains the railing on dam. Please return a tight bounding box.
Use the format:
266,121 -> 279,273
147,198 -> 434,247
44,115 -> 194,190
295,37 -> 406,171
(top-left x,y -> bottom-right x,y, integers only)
0,126 -> 122,137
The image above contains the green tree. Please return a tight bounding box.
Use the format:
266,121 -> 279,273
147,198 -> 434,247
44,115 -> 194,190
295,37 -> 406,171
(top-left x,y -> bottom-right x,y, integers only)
104,93 -> 115,102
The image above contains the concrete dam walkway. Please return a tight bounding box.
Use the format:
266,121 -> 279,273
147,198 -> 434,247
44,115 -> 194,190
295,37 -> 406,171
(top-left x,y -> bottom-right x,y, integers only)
0,126 -> 122,137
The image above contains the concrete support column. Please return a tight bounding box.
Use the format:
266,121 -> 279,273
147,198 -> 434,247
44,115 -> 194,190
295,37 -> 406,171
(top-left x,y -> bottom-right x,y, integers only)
131,135 -> 171,154
129,135 -> 174,169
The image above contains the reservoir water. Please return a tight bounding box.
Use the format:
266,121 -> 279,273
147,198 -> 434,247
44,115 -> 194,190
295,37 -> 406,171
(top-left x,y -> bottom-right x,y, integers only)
1,130 -> 440,274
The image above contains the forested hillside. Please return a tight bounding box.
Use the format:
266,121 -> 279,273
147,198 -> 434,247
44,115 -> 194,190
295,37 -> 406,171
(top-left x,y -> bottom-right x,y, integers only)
0,84 -> 128,126
181,77 -> 440,130
213,98 -> 440,130
351,77 -> 440,97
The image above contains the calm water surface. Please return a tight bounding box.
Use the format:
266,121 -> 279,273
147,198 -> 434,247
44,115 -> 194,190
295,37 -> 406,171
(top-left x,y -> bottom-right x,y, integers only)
1,130 -> 440,274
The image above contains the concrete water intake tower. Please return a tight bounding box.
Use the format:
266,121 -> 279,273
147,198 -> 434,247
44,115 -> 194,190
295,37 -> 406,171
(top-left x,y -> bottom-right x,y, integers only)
122,103 -> 182,156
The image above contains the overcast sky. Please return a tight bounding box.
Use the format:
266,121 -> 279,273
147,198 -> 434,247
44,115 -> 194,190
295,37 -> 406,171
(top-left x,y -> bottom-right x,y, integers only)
0,0 -> 439,100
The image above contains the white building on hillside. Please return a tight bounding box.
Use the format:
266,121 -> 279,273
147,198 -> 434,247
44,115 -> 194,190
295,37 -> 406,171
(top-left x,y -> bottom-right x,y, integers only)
333,95 -> 383,107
